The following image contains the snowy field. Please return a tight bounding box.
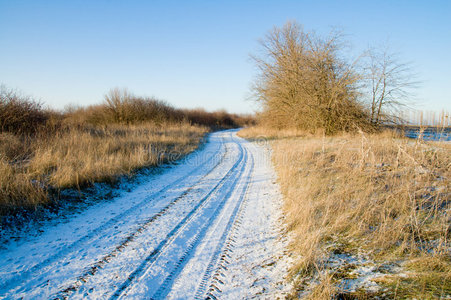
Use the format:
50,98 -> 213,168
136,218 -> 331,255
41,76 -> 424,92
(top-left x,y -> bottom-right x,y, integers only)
0,130 -> 291,299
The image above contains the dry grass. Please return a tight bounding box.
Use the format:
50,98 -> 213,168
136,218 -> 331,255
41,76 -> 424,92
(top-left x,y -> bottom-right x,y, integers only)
240,126 -> 450,299
1,86 -> 246,217
0,123 -> 206,215
239,126 -> 315,140
29,123 -> 206,188
0,158 -> 48,211
0,83 -> 254,217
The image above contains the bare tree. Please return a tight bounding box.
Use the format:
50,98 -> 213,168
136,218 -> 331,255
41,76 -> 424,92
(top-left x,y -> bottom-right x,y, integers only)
251,21 -> 370,134
364,47 -> 417,125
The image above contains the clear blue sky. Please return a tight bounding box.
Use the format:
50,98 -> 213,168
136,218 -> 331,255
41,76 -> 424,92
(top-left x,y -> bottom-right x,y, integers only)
1,0 -> 450,113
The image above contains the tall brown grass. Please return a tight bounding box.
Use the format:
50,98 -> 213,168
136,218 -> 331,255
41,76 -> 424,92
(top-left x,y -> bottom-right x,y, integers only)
400,109 -> 450,127
239,127 -> 450,299
29,123 -> 205,189
0,87 -> 211,216
0,158 -> 48,212
0,123 -> 206,215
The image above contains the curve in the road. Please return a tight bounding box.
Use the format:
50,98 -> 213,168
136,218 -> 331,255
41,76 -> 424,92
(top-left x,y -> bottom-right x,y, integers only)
51,132 -> 245,298
110,135 -> 247,299
1,133 -> 226,295
0,130 -> 289,300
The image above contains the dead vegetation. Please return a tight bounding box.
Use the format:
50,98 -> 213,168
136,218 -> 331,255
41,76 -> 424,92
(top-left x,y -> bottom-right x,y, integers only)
251,21 -> 416,134
3,86 -> 258,216
0,86 -> 49,135
239,127 -> 450,299
251,22 -> 372,134
0,84 -> 257,216
63,88 -> 254,129
0,121 -> 206,215
28,124 -> 205,189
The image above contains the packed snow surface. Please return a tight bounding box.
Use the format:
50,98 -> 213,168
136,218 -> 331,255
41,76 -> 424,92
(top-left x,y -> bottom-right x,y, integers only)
0,130 -> 291,299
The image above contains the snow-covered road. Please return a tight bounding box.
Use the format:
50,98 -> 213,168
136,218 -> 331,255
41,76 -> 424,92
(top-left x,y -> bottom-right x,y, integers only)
0,130 -> 291,299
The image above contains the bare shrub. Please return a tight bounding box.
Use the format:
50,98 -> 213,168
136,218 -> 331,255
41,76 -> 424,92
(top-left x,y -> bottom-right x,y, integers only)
63,89 -> 184,126
102,88 -> 183,125
103,88 -> 134,124
0,86 -> 48,135
128,97 -> 184,124
182,108 -> 244,129
251,22 -> 372,134
182,108 -> 255,129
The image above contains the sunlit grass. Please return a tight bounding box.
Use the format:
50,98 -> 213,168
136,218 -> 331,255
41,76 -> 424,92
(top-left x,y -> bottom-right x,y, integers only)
0,123 -> 206,215
240,126 -> 450,299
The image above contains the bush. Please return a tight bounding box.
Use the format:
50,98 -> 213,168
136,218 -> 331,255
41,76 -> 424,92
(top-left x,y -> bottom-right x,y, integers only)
251,22 -> 373,134
62,89 -> 185,127
102,88 -> 183,125
0,86 -> 48,135
182,108 -> 255,129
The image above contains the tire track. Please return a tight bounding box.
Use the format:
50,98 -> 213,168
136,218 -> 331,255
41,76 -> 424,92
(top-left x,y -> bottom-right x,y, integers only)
1,131 -> 291,300
194,145 -> 255,300
52,133 -> 245,299
110,139 -> 249,299
1,134 -> 227,295
148,144 -> 253,299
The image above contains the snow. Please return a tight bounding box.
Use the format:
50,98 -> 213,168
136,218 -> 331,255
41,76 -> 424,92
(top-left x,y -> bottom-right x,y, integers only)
0,130 -> 291,299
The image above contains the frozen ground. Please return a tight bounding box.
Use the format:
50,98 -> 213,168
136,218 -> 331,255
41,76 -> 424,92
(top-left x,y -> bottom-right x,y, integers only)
0,130 -> 291,299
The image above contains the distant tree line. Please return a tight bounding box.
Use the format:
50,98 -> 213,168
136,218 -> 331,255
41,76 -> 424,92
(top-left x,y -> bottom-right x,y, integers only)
0,85 -> 255,137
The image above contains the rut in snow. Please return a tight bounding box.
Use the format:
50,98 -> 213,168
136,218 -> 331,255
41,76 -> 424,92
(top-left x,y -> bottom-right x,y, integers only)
0,130 -> 291,299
